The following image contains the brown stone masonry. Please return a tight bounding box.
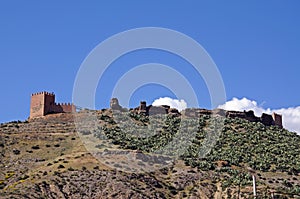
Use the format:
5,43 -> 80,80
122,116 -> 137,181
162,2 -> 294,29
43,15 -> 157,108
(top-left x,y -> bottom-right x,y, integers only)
30,92 -> 75,118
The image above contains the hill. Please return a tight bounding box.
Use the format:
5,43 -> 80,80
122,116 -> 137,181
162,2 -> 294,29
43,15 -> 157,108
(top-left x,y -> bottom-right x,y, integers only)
0,109 -> 299,198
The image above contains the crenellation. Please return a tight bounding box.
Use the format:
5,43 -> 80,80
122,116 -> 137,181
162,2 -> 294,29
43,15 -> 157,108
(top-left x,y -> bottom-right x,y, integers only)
31,91 -> 55,97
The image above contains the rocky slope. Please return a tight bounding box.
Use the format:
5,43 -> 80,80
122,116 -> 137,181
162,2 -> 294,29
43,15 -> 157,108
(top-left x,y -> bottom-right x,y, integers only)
0,110 -> 299,198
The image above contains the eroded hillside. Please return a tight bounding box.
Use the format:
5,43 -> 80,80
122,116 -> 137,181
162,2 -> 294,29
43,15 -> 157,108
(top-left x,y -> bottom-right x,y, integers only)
0,110 -> 299,198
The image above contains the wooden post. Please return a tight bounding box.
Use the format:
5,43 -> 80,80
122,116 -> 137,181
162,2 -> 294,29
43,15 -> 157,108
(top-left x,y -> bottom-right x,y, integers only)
271,191 -> 274,199
237,173 -> 241,199
252,175 -> 257,198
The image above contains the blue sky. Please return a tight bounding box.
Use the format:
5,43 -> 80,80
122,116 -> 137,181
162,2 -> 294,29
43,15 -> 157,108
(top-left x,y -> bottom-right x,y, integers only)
0,1 -> 300,127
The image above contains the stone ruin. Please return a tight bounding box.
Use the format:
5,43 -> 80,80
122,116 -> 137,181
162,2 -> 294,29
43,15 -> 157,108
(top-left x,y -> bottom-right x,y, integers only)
112,100 -> 282,128
132,101 -> 180,116
110,98 -> 123,111
30,92 -> 282,128
109,99 -> 180,116
183,108 -> 283,128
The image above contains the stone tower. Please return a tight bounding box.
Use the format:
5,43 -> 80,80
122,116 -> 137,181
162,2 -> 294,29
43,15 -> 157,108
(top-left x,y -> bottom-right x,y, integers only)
30,91 -> 55,118
30,91 -> 76,118
138,101 -> 147,114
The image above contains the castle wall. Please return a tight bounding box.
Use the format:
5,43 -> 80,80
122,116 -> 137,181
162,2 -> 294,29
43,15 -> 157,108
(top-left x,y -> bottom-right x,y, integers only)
49,103 -> 75,114
261,113 -> 274,126
148,105 -> 168,115
244,110 -> 260,122
182,108 -> 282,128
59,103 -> 76,113
133,101 -> 173,116
182,108 -> 212,117
226,110 -> 260,123
272,113 -> 283,128
182,108 -> 197,117
49,103 -> 63,113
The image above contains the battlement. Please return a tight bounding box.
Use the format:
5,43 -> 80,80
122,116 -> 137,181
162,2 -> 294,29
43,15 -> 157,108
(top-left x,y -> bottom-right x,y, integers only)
55,102 -> 74,106
30,91 -> 75,118
31,91 -> 54,96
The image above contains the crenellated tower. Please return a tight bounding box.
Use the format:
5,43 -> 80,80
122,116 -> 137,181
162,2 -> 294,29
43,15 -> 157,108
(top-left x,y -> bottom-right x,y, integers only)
30,91 -> 75,118
30,91 -> 55,118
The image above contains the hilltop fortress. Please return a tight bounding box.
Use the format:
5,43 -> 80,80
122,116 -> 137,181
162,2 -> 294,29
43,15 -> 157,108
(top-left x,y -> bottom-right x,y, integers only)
122,100 -> 283,128
30,92 -> 283,128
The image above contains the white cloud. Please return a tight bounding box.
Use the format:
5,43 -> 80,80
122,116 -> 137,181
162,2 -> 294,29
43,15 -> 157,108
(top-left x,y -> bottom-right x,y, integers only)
218,97 -> 300,134
152,97 -> 187,111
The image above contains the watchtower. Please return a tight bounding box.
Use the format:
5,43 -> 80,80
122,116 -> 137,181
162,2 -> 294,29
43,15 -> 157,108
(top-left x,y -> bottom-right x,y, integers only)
138,101 -> 147,114
30,91 -> 55,118
30,91 -> 76,118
